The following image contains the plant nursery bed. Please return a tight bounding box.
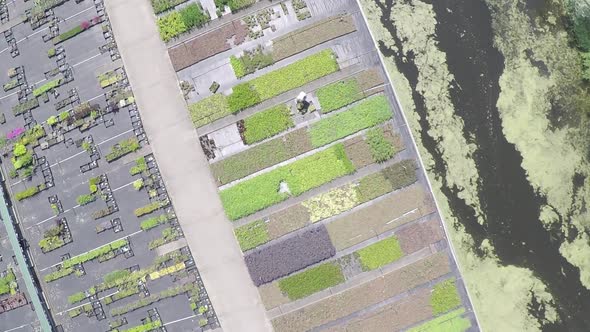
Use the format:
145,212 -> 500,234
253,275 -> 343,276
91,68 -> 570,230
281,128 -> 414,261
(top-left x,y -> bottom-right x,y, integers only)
325,289 -> 433,332
272,14 -> 357,62
270,252 -> 451,332
244,225 -> 335,286
327,184 -> 434,251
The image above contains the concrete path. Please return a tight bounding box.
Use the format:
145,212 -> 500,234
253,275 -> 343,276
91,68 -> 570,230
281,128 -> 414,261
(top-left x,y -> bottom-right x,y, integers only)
103,1 -> 273,331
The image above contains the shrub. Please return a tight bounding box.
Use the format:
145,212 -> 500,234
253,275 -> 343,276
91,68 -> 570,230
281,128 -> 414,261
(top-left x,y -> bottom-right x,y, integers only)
309,95 -> 392,147
179,3 -> 208,29
76,194 -> 96,206
278,262 -> 344,300
431,278 -> 462,315
220,144 -> 355,220
227,83 -> 261,113
242,104 -> 293,144
33,78 -> 61,97
15,186 -> 40,201
188,94 -> 231,128
157,11 -> 187,42
133,179 -> 144,190
12,152 -> 33,170
105,137 -> 140,162
134,201 -> 166,217
317,78 -> 361,113
140,213 -> 171,231
130,156 -> 147,175
244,226 -> 335,286
234,220 -> 269,251
366,127 -> 394,163
13,143 -> 26,157
68,291 -> 86,304
355,237 -> 403,271
0,269 -> 16,295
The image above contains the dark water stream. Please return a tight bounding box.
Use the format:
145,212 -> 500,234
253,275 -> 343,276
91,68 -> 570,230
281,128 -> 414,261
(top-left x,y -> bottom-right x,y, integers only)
374,0 -> 590,329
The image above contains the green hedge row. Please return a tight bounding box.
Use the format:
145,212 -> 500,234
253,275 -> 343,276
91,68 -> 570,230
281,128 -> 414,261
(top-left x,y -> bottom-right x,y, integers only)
278,262 -> 344,300
62,239 -> 128,269
355,237 -> 403,271
220,144 -> 355,220
242,104 -> 293,144
309,95 -> 392,147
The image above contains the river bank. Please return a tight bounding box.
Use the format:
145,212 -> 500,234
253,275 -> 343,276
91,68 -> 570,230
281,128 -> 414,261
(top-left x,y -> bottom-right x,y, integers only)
360,0 -> 590,330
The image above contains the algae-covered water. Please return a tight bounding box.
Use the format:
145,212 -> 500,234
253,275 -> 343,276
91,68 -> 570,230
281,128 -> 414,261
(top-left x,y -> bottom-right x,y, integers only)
361,0 -> 590,330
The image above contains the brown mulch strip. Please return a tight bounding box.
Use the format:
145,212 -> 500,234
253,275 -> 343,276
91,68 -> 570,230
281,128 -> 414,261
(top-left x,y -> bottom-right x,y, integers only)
397,216 -> 446,254
169,20 -> 248,71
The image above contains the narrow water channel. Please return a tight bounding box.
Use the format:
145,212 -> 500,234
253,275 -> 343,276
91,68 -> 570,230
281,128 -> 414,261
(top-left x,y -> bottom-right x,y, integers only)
374,0 -> 590,329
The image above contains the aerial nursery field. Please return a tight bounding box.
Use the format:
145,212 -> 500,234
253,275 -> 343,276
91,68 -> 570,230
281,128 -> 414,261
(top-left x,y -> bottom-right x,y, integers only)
167,0 -> 477,330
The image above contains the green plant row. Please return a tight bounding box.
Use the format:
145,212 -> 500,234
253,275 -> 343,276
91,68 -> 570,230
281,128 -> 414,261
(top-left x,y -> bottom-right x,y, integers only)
157,3 -> 209,42
188,49 -> 339,126
110,283 -> 196,316
309,95 -> 392,147
220,143 -> 355,220
76,193 -> 96,206
44,267 -> 74,283
228,49 -> 339,112
148,227 -> 181,249
67,291 -> 86,304
105,137 -> 140,162
234,220 -> 269,251
33,78 -> 62,97
134,200 -> 167,217
62,239 -> 128,269
355,237 -> 404,271
278,262 -> 344,300
212,95 -> 392,185
15,184 -> 44,201
39,235 -> 65,253
366,127 -> 395,163
188,94 -> 232,128
140,213 -> 172,231
242,104 -> 293,144
316,78 -> 361,113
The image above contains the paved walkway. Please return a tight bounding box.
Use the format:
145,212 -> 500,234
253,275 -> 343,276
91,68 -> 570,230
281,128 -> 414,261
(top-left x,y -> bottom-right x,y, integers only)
103,1 -> 272,331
